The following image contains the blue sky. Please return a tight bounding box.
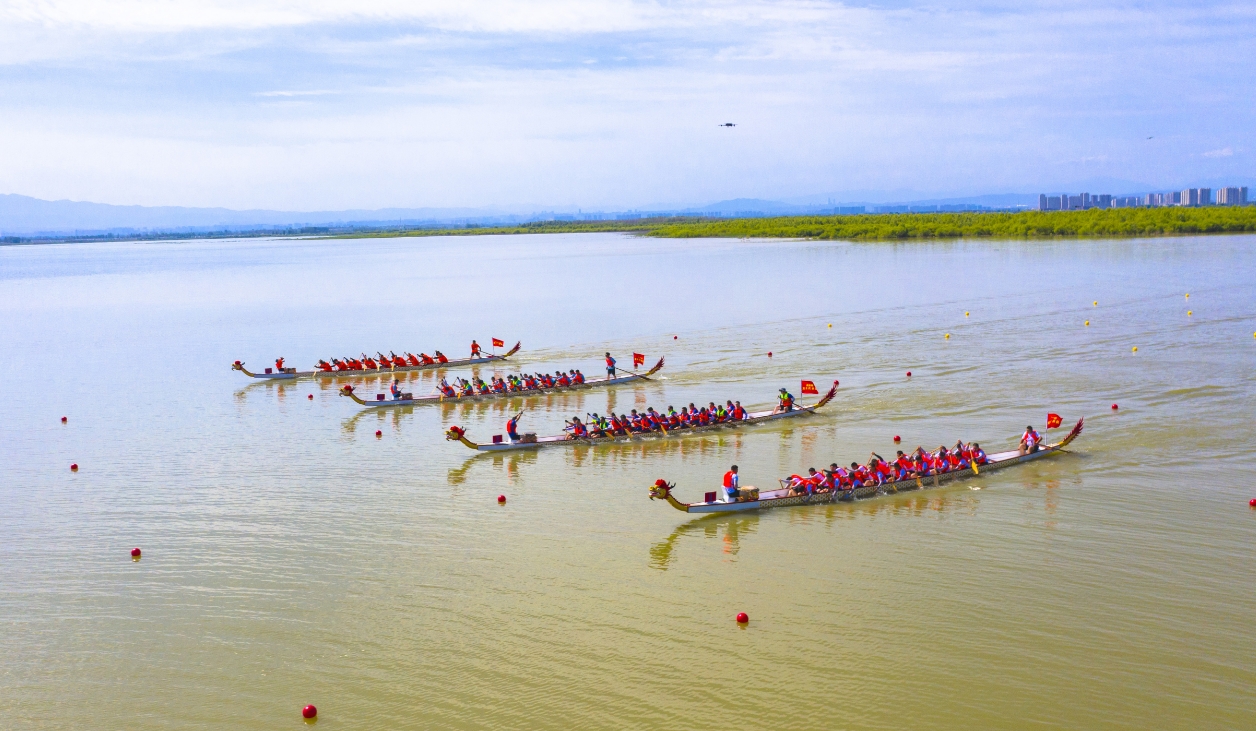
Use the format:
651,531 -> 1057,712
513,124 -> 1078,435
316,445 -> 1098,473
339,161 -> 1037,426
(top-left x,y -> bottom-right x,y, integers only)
0,1 -> 1252,210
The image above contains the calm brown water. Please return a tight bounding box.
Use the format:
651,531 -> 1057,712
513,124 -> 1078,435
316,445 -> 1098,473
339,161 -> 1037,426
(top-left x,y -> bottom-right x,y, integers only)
2,233 -> 1255,730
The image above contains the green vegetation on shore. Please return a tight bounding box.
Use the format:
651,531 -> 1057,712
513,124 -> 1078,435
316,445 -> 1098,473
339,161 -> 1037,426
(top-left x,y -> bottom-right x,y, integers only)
332,206 -> 1256,242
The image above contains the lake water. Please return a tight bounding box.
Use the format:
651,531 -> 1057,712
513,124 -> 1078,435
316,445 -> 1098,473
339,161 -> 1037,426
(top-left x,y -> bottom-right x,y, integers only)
2,233 -> 1255,730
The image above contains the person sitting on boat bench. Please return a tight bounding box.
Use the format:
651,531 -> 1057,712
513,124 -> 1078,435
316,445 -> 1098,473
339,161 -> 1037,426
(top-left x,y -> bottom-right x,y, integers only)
723,465 -> 740,502
773,388 -> 795,414
506,410 -> 524,442
390,378 -> 403,400
1018,426 -> 1041,455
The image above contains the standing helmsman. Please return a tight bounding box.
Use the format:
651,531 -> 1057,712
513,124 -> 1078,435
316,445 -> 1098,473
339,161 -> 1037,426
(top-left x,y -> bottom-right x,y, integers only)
605,352 -> 617,378
723,465 -> 740,503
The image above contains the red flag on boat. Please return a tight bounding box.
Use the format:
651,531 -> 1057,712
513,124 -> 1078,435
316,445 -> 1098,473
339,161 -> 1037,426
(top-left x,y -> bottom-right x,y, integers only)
633,353 -> 645,367
492,338 -> 505,348
800,380 -> 819,395
1046,413 -> 1063,429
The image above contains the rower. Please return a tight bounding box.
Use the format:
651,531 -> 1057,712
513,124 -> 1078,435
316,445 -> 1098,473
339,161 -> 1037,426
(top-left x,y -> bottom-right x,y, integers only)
732,401 -> 747,420
1018,425 -> 1041,455
566,417 -> 588,439
774,388 -> 795,414
390,378 -> 403,400
435,351 -> 449,364
470,340 -> 481,358
722,465 -> 740,502
506,410 -> 524,442
605,352 -> 617,378
971,442 -> 988,464
573,369 -> 585,384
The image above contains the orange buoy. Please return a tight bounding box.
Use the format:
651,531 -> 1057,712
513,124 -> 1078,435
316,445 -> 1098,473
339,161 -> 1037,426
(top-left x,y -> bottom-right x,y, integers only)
61,416 -> 67,423
497,495 -> 506,504
736,612 -> 749,624
70,463 -> 78,471
302,705 -> 317,720
375,430 -> 382,438
131,548 -> 141,558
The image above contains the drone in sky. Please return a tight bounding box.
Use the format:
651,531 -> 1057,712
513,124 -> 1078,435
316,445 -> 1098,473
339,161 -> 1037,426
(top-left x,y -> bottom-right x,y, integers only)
719,123 -> 736,127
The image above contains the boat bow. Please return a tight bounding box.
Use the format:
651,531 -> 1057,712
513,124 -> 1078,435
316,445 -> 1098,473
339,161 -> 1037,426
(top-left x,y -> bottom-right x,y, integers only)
231,361 -> 258,377
445,426 -> 480,449
338,385 -> 369,405
648,481 -> 691,512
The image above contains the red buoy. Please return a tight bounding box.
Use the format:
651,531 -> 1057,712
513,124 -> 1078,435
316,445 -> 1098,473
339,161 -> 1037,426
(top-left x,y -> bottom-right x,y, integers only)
61,416 -> 67,423
906,371 -> 912,377
767,351 -> 773,358
673,335 -> 678,339
131,547 -> 141,558
70,463 -> 78,471
1111,403 -> 1119,410
893,435 -> 901,443
302,705 -> 317,720
375,430 -> 382,437
307,394 -> 313,400
497,494 -> 506,504
1249,498 -> 1256,507
736,612 -> 749,624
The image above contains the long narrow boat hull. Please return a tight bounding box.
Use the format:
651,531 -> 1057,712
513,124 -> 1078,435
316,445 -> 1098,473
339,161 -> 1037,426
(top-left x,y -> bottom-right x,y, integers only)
445,381 -> 839,452
650,418 -> 1084,515
231,342 -> 521,380
340,358 -> 664,409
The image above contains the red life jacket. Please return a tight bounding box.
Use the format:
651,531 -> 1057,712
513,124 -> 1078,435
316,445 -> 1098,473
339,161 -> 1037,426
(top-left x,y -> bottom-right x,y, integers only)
558,375 -> 571,386
436,353 -> 448,363
732,406 -> 746,419
573,373 -> 584,384
317,361 -> 333,372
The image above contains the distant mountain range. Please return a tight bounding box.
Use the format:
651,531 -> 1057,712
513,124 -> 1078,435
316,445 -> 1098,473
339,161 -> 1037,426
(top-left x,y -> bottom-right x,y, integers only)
4,177 -> 1254,237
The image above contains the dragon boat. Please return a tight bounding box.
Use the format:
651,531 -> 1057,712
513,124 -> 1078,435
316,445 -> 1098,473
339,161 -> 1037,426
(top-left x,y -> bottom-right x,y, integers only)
444,381 -> 838,452
338,358 -> 665,408
231,342 -> 521,380
648,418 -> 1084,514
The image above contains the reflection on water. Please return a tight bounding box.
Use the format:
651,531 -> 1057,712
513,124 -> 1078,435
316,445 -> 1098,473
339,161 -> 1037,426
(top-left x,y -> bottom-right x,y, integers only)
650,513 -> 763,570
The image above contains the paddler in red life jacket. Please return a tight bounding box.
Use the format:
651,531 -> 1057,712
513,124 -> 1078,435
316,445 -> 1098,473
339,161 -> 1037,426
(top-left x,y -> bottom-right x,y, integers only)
1018,425 -> 1041,455
317,359 -> 334,372
404,352 -> 421,366
470,340 -> 481,358
970,442 -> 988,464
435,351 -> 449,364
894,451 -> 916,480
438,378 -> 457,398
732,401 -> 747,420
572,369 -> 585,384
418,352 -> 435,365
557,372 -> 571,387
605,353 -> 616,378
830,463 -> 853,490
275,357 -> 285,371
390,378 -> 403,400
850,462 -> 873,487
722,465 -> 740,502
566,417 -> 588,439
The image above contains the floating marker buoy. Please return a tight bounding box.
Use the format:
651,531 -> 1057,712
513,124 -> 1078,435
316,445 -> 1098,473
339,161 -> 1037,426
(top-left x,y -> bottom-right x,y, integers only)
1132,347 -> 1138,352
1185,293 -> 1189,298
1093,301 -> 1098,306
767,352 -> 772,358
375,430 -> 382,438
131,548 -> 141,558
1111,404 -> 1119,410
1249,498 -> 1256,507
893,435 -> 901,443
673,335 -> 678,339
944,333 -> 950,339
497,495 -> 506,504
736,612 -> 749,624
70,463 -> 78,471
1085,320 -> 1090,326
906,371 -> 912,377
302,705 -> 317,720
1187,311 -> 1192,316
965,311 -> 969,317
61,416 -> 67,423
308,394 -> 313,400
827,323 -> 832,328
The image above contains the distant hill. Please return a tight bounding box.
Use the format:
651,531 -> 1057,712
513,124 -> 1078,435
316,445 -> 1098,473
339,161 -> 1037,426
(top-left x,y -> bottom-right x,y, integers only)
0,194 -> 506,235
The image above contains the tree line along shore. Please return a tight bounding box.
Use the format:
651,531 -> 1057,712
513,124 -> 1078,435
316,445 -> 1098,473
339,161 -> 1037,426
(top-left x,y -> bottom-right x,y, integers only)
337,206 -> 1256,242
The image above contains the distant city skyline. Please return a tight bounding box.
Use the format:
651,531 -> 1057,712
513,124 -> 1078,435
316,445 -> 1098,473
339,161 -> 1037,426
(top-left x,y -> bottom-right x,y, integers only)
1039,186 -> 1249,211
0,1 -> 1253,212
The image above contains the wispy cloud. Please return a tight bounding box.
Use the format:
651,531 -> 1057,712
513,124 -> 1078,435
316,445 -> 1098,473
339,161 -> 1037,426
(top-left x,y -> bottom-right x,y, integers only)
0,1 -> 1253,209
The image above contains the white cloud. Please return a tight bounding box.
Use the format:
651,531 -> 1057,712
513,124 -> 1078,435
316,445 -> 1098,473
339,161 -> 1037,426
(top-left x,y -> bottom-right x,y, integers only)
1202,146 -> 1233,158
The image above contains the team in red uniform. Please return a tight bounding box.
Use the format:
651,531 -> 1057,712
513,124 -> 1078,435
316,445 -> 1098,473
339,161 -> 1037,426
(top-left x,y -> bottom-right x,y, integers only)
784,439 -> 993,494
